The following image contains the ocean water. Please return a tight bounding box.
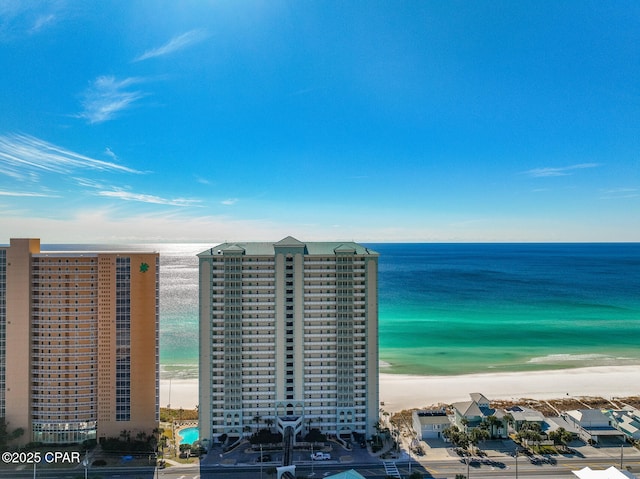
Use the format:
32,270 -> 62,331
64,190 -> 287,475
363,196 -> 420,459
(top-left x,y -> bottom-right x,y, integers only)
375,243 -> 640,375
42,243 -> 640,379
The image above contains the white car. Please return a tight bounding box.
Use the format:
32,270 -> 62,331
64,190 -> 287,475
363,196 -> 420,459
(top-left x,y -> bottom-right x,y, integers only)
310,452 -> 331,460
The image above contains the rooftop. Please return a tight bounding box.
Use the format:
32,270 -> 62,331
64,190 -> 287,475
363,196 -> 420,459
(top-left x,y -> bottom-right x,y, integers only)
198,236 -> 379,257
572,466 -> 637,479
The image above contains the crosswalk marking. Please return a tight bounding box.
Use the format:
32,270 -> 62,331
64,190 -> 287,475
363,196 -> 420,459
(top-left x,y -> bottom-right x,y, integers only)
383,461 -> 401,478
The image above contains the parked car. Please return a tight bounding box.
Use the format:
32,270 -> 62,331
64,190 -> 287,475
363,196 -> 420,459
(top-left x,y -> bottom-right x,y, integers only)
310,452 -> 331,460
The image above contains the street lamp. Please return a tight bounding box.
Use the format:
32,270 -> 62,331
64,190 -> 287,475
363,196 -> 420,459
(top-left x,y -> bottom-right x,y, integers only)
82,451 -> 89,479
310,443 -> 315,477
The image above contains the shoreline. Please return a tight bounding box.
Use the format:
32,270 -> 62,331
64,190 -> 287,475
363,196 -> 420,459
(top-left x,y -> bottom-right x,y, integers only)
160,364 -> 640,412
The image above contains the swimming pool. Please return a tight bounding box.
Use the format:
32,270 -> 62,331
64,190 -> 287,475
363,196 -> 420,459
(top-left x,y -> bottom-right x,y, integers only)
178,427 -> 199,445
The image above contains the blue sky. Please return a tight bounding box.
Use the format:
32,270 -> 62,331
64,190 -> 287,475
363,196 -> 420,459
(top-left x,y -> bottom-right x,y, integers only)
0,1 -> 638,243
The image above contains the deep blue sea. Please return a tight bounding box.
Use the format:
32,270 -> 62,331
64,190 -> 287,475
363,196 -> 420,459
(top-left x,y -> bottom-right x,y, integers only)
43,243 -> 640,379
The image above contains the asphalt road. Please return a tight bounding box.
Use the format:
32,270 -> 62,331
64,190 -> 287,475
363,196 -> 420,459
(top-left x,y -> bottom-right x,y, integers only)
1,451 -> 638,479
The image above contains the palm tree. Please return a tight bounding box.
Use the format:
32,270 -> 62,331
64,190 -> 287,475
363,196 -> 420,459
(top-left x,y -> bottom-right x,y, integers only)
151,427 -> 162,449
485,415 -> 504,439
253,415 -> 262,433
443,426 -> 470,452
469,427 -> 490,454
159,435 -> 168,455
460,417 -> 469,433
517,424 -> 543,448
549,427 -> 573,448
374,420 -> 382,434
136,431 -> 147,443
503,413 -> 515,433
265,418 -> 274,432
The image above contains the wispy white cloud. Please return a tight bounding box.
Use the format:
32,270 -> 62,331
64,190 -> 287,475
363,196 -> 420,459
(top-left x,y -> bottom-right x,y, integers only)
221,198 -> 238,205
133,29 -> 208,62
599,187 -> 639,200
98,188 -> 201,207
0,3 -> 61,40
0,190 -> 58,197
72,177 -> 107,189
29,13 -> 56,34
78,76 -> 147,124
104,147 -> 118,161
0,133 -> 141,182
523,163 -> 600,178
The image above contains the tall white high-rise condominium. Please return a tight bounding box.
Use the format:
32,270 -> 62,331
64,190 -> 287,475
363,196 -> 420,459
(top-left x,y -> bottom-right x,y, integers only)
198,236 -> 379,444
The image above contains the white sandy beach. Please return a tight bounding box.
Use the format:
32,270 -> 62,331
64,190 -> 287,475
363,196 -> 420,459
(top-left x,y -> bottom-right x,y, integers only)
160,365 -> 640,412
160,379 -> 200,410
378,365 -> 640,412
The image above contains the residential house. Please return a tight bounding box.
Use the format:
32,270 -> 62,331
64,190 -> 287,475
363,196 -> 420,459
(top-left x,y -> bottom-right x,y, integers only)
450,393 -> 507,438
412,409 -> 451,440
565,410 -> 626,444
470,393 -> 490,409
506,405 -> 546,432
546,415 -> 582,437
607,409 -> 640,441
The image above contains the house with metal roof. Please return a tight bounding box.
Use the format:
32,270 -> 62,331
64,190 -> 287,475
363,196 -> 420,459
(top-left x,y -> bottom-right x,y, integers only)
566,410 -> 626,444
606,408 -> 640,441
506,405 -> 546,432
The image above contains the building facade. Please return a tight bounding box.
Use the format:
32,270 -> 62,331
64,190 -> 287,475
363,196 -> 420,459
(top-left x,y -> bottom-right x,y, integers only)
0,238 -> 159,444
198,237 -> 379,444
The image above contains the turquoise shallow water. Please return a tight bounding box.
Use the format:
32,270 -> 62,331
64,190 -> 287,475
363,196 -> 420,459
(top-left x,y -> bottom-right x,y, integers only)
375,243 -> 640,375
159,242 -> 640,377
47,243 -> 639,379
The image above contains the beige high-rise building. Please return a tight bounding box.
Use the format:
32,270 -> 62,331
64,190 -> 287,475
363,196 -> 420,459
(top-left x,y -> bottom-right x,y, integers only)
0,238 -> 159,444
198,236 -> 379,445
